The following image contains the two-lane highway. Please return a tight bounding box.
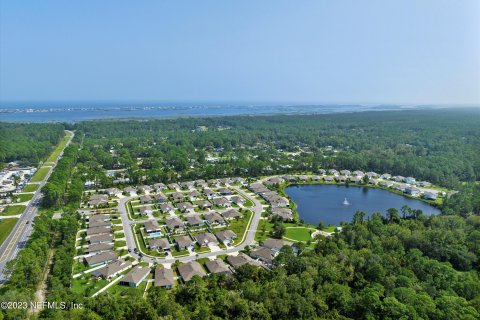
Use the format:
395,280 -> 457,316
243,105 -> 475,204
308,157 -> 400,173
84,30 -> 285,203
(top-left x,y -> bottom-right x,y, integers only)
0,131 -> 74,284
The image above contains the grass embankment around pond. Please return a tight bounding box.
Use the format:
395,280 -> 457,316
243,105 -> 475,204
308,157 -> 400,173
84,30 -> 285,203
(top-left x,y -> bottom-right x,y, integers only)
0,218 -> 19,247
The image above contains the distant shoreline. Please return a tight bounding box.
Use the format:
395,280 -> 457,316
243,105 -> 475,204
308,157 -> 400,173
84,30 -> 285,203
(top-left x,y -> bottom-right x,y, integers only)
0,104 -> 461,123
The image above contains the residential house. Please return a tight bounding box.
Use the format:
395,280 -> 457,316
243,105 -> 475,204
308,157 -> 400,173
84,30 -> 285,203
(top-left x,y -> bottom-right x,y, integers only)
88,234 -> 113,244
144,220 -> 162,235
380,173 -> 392,180
379,180 -> 394,188
86,226 -> 111,236
340,170 -> 351,176
177,202 -> 194,213
175,235 -> 195,250
215,230 -> 237,245
196,200 -> 212,209
227,253 -> 259,268
262,238 -> 295,253
324,176 -> 334,182
154,267 -> 175,288
204,212 -> 225,225
404,186 -> 421,197
166,217 -> 184,231
188,190 -> 201,201
353,170 -> 365,177
148,238 -> 170,251
124,187 -> 137,196
138,185 -> 153,194
213,197 -> 231,208
205,259 -> 232,275
160,203 -> 175,213
168,183 -> 180,190
186,214 -> 204,227
218,188 -> 233,195
271,207 -> 293,221
138,205 -> 153,216
92,260 -> 132,279
404,177 -> 416,184
153,193 -> 168,203
86,243 -> 114,254
88,214 -> 111,222
221,209 -> 242,220
171,192 -> 184,201
202,188 -> 216,198
195,232 -> 218,246
250,246 -> 277,266
84,251 -> 118,267
153,183 -> 166,191
139,195 -> 152,204
88,220 -> 112,228
230,195 -> 245,205
106,188 -> 121,197
119,265 -> 150,287
177,261 -> 207,282
423,192 -> 438,200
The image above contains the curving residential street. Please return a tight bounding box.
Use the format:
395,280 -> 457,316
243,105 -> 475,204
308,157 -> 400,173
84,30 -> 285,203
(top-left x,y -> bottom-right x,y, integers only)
117,185 -> 264,264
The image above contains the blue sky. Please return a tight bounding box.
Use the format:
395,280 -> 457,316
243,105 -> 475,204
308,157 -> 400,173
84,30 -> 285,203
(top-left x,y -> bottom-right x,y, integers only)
1,1 -> 479,105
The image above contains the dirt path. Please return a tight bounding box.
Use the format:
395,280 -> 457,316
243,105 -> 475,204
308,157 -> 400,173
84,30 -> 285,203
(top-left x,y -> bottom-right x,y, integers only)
32,249 -> 54,315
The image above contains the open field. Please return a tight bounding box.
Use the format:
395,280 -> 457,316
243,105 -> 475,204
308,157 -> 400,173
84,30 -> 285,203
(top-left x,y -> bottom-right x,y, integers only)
45,131 -> 73,163
13,193 -> 34,203
0,205 -> 26,216
30,166 -> 50,182
22,184 -> 39,192
0,218 -> 19,247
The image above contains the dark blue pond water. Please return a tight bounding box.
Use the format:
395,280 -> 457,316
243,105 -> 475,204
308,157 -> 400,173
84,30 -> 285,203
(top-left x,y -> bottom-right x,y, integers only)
285,184 -> 441,225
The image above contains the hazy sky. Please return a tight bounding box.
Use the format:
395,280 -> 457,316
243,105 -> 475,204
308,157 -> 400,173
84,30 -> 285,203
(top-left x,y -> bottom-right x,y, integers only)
1,1 -> 479,105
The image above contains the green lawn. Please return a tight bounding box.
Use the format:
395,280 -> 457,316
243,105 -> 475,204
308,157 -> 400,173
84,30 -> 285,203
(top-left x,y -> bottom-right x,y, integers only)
45,131 -> 72,163
227,210 -> 252,243
22,184 -> 39,192
30,166 -> 50,182
284,227 -> 315,242
1,205 -> 26,216
114,240 -> 127,248
107,281 -> 147,296
115,233 -> 125,239
0,218 -> 19,246
13,193 -> 34,203
71,277 -> 109,296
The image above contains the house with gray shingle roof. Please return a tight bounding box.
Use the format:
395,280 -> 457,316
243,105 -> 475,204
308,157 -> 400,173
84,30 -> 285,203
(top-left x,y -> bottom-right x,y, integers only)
177,261 -> 206,282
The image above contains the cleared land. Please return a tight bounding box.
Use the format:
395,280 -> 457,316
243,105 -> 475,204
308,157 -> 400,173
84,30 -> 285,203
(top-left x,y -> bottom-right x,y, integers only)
23,184 -> 39,192
30,167 -> 51,182
13,193 -> 34,203
0,218 -> 19,246
1,205 -> 26,216
45,131 -> 72,163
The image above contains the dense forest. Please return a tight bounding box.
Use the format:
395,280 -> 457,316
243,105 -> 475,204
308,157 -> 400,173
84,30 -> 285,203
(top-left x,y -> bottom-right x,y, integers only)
0,123 -> 64,168
0,109 -> 479,319
74,108 -> 480,189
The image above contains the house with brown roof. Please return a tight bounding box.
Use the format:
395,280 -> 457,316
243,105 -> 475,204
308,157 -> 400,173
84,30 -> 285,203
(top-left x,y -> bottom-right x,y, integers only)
262,238 -> 294,252
177,202 -> 194,213
196,200 -> 212,209
250,246 -> 278,266
188,190 -> 201,201
195,232 -> 218,246
88,234 -> 113,244
177,261 -> 207,282
204,212 -> 225,225
160,203 -> 175,213
86,226 -> 111,236
221,209 -> 242,220
84,251 -> 118,267
144,219 -> 162,235
92,260 -> 132,279
215,230 -> 237,245
230,195 -> 245,205
227,253 -> 259,268
175,235 -> 195,250
86,242 -> 114,254
154,267 -> 175,288
271,207 -> 293,221
166,216 -> 184,231
205,259 -> 232,275
148,238 -> 170,251
119,265 -> 150,287
171,192 -> 184,201
88,220 -> 112,228
186,214 -> 204,227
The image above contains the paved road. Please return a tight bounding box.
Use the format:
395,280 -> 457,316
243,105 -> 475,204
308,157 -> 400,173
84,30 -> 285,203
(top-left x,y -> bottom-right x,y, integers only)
117,185 -> 264,264
0,131 -> 74,284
